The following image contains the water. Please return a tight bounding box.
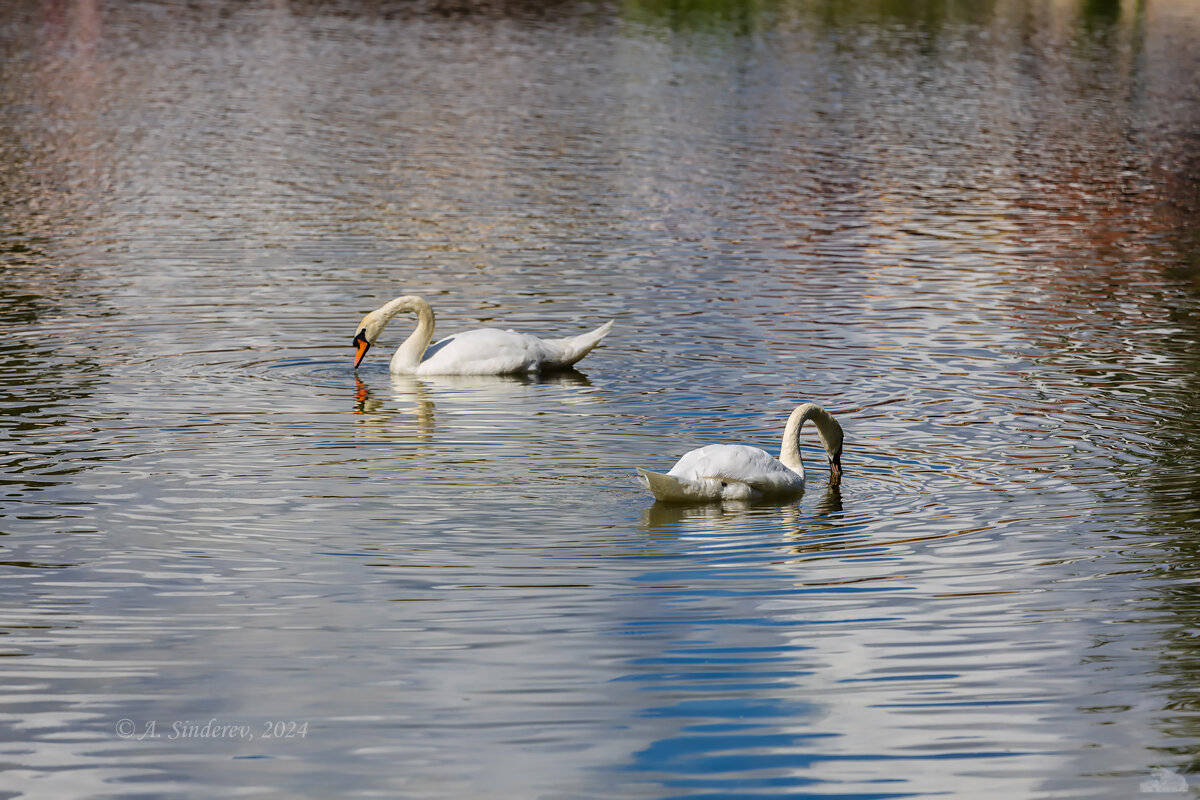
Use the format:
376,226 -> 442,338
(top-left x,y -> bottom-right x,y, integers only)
2,0 -> 1200,797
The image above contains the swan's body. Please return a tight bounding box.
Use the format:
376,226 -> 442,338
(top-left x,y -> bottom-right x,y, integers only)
637,403 -> 844,502
352,295 -> 614,376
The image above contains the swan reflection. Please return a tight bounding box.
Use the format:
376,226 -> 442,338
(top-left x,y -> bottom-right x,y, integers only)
396,369 -> 594,394
352,369 -> 602,444
353,375 -> 436,442
640,483 -> 909,582
641,482 -> 844,532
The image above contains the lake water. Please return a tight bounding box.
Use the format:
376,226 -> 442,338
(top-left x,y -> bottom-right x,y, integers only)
2,0 -> 1200,797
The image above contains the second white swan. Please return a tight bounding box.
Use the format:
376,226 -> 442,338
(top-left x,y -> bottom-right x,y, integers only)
352,295 -> 614,376
637,403 -> 844,502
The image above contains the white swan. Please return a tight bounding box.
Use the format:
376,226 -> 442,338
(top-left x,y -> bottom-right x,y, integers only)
637,403 -> 844,502
352,296 -> 614,376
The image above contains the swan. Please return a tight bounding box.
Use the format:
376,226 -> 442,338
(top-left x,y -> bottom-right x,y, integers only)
352,295 -> 614,376
637,403 -> 844,502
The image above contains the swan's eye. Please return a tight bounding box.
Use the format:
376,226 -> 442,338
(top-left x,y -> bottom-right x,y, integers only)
353,329 -> 368,347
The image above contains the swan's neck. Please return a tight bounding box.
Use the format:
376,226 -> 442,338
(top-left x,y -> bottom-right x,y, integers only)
382,296 -> 435,372
779,403 -> 843,475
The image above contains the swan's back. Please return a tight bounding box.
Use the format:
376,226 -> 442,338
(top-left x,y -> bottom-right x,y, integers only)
669,444 -> 804,489
414,320 -> 613,376
419,328 -> 556,375
636,444 -> 804,502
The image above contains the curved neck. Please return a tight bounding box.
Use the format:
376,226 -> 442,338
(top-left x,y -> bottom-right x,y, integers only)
383,296 -> 435,371
779,403 -> 842,474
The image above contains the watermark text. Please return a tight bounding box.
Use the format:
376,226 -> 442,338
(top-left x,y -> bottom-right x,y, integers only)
115,718 -> 308,742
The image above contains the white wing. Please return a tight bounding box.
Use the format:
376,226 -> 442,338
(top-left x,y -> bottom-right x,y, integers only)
652,444 -> 805,499
417,321 -> 613,376
418,329 -> 554,375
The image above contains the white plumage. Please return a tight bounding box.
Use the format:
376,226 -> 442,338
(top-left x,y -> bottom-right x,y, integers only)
637,403 -> 844,502
352,295 -> 613,376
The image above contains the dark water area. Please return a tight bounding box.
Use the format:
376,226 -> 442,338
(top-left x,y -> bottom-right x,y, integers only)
2,0 -> 1200,797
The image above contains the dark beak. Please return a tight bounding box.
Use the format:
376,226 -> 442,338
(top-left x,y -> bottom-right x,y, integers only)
829,451 -> 843,482
353,330 -> 371,369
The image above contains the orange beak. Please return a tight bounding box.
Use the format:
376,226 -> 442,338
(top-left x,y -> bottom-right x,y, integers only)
353,331 -> 371,368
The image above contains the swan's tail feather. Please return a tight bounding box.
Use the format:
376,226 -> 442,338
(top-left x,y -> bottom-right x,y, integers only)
637,468 -> 762,502
637,467 -> 711,502
552,320 -> 614,368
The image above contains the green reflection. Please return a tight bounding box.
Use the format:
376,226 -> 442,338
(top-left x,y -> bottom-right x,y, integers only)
619,0 -> 1008,32
616,0 -> 1151,38
621,0 -> 776,33
1080,0 -> 1122,27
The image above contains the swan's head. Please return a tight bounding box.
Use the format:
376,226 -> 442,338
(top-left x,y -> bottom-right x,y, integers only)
352,308 -> 387,368
794,403 -> 844,481
819,417 -> 844,481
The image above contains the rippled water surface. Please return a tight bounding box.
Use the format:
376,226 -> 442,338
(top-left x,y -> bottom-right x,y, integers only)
3,0 -> 1200,797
